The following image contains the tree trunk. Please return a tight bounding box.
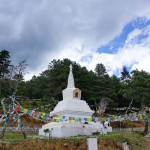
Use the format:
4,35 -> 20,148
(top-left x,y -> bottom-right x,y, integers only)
144,119 -> 148,136
0,126 -> 6,139
21,127 -> 26,139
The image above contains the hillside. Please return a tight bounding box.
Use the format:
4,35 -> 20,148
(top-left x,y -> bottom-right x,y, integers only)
0,131 -> 149,150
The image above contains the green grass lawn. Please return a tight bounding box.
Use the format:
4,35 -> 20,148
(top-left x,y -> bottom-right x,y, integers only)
0,131 -> 149,150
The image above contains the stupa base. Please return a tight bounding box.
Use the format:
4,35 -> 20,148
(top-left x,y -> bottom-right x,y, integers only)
39,122 -> 109,138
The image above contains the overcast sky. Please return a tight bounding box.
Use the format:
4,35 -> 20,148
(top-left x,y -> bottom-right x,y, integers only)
0,0 -> 150,80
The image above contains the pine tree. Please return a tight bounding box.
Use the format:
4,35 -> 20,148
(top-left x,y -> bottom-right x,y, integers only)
121,66 -> 130,81
94,63 -> 107,77
0,50 -> 11,79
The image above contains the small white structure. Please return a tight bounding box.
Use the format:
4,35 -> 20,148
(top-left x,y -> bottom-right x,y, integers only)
39,64 -> 111,137
104,121 -> 112,132
87,138 -> 98,150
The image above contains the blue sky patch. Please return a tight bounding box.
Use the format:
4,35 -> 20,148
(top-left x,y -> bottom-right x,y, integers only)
97,17 -> 150,54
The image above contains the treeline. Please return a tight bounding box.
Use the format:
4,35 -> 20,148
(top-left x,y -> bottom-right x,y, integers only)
0,50 -> 150,109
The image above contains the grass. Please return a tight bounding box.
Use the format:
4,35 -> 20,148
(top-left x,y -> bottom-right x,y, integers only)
0,131 -> 38,143
0,131 -> 149,150
99,132 -> 149,150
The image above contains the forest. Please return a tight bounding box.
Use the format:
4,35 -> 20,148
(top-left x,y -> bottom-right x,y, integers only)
0,49 -> 150,111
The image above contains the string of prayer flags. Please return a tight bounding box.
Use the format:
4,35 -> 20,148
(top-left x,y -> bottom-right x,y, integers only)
19,105 -> 147,123
97,111 -> 146,122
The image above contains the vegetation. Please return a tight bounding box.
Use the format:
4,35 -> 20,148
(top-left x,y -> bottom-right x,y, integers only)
0,49 -> 28,97
0,131 -> 149,150
101,132 -> 150,150
0,131 -> 38,143
0,50 -> 150,110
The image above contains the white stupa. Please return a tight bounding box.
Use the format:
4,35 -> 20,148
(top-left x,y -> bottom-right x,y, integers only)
50,64 -> 94,118
39,64 -> 111,137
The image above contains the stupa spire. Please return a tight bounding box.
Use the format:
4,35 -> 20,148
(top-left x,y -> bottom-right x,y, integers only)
67,64 -> 75,88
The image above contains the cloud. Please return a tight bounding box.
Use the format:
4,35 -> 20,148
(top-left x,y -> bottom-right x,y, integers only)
81,23 -> 150,77
0,0 -> 150,80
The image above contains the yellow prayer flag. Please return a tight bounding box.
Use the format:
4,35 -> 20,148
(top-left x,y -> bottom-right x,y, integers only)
42,112 -> 46,116
75,117 -> 78,121
88,118 -> 92,122
56,119 -> 59,122
24,109 -> 28,113
133,112 -> 136,116
102,117 -> 106,122
140,114 -> 143,119
58,115 -> 62,119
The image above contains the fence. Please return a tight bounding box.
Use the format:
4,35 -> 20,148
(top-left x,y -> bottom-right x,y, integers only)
0,127 -> 39,132
0,127 -> 149,133
113,127 -> 150,132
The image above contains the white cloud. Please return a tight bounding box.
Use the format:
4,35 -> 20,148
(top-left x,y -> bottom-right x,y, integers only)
0,0 -> 150,80
125,29 -> 141,44
79,24 -> 150,77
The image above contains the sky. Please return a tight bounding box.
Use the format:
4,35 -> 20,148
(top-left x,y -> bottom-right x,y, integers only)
0,0 -> 150,80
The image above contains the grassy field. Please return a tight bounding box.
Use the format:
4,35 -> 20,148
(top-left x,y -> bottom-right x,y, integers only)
0,131 -> 149,150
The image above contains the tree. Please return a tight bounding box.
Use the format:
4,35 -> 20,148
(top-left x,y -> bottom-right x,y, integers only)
97,98 -> 108,116
130,70 -> 150,107
121,66 -> 130,81
0,50 -> 11,96
119,77 -> 134,108
7,65 -> 16,79
95,63 -> 107,77
0,50 -> 28,98
13,60 -> 28,82
0,50 -> 11,79
93,63 -> 112,107
119,66 -> 132,107
16,81 -> 26,97
108,75 -> 122,108
119,69 -> 150,109
21,58 -> 100,107
15,58 -> 150,111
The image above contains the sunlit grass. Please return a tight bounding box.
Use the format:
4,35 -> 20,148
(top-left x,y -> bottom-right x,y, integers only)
0,131 -> 149,149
